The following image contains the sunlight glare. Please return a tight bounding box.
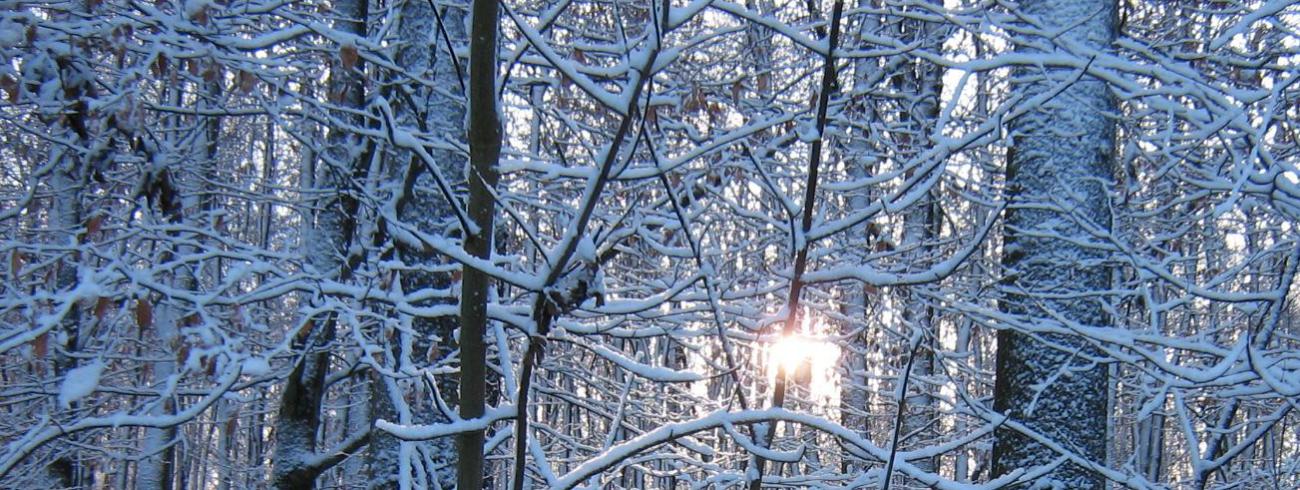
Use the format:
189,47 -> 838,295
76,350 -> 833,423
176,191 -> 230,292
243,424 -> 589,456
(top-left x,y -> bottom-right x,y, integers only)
767,333 -> 842,406
770,335 -> 825,374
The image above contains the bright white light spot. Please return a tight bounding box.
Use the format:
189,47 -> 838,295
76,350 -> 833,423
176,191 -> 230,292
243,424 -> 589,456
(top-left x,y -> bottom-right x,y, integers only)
766,333 -> 842,406
770,335 -> 830,374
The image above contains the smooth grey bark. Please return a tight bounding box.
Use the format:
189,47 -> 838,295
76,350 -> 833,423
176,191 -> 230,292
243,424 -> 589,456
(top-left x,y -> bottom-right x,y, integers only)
457,0 -> 502,485
213,399 -> 236,490
1133,387 -> 1165,482
839,2 -> 882,472
881,5 -> 943,485
991,0 -> 1118,488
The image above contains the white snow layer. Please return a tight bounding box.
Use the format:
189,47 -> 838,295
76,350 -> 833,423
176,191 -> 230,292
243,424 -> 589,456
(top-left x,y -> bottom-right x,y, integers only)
58,360 -> 105,408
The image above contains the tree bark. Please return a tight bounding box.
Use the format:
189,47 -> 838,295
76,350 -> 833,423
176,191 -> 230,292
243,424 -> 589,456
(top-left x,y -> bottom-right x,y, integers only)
271,0 -> 370,487
992,0 -> 1118,488
893,3 -> 943,482
457,0 -> 502,485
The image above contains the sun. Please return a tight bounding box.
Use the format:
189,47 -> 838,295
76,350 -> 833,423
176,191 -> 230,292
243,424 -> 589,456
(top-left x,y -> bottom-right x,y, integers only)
770,335 -> 814,373
761,314 -> 844,406
769,335 -> 840,377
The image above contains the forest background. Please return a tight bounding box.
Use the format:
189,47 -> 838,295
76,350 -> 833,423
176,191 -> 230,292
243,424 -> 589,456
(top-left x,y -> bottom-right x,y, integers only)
1,0 -> 1299,488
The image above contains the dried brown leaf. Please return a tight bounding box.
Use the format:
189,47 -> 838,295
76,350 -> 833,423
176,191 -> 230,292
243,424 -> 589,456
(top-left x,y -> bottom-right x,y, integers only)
34,332 -> 48,358
135,299 -> 153,331
340,45 -> 358,71
238,70 -> 255,94
94,296 -> 111,321
152,54 -> 168,77
190,5 -> 209,25
0,75 -> 17,104
9,249 -> 23,280
85,214 -> 104,237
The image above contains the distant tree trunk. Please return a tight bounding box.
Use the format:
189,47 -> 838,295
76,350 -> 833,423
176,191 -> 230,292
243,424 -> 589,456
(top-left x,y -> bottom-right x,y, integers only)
41,48 -> 98,490
364,371 -> 403,490
894,2 -> 943,481
213,399 -> 236,490
840,1 -> 881,471
991,0 -> 1118,488
48,152 -> 85,490
1133,391 -> 1165,481
134,257 -> 180,490
138,67 -> 222,490
457,0 -> 502,484
952,319 -> 973,482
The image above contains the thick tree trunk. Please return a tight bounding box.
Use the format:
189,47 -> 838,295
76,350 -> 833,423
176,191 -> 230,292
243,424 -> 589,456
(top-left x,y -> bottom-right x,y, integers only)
139,69 -> 221,490
48,161 -> 84,490
43,50 -> 97,490
363,369 -> 397,490
839,2 -> 880,472
271,326 -> 334,490
271,0 -> 369,487
366,1 -> 469,487
992,0 -> 1118,488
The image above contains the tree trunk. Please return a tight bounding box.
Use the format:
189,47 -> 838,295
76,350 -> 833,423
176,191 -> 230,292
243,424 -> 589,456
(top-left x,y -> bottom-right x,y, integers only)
271,0 -> 369,487
367,0 -> 470,486
43,48 -> 97,490
992,0 -> 1118,488
894,3 -> 943,482
457,0 -> 502,484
